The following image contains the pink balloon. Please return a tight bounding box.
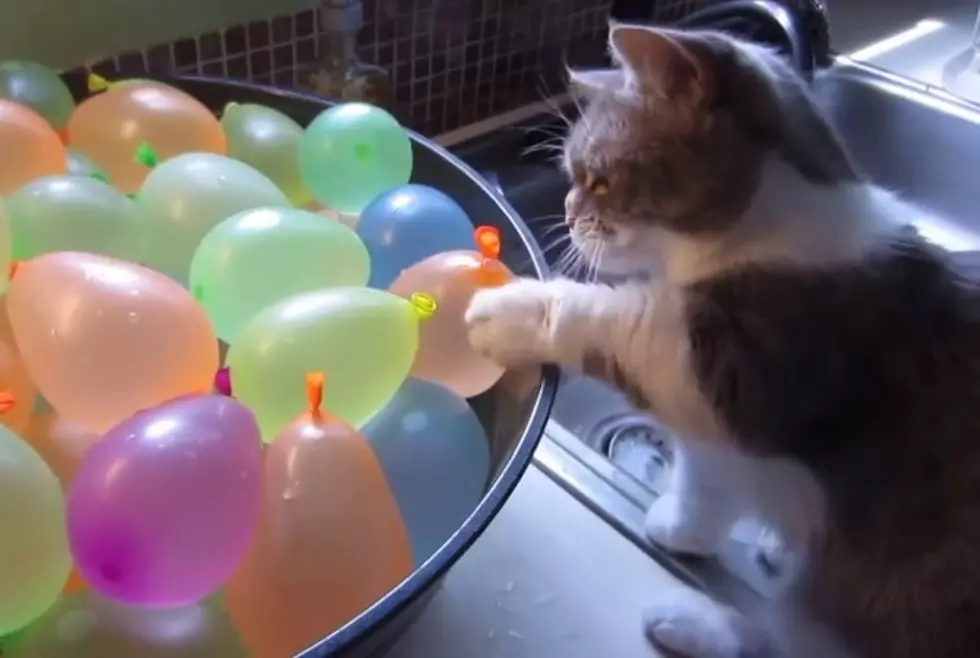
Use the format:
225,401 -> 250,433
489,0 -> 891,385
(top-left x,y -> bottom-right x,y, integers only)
66,395 -> 263,608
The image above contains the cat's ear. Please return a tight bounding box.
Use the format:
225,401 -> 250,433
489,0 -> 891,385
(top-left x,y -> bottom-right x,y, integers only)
567,68 -> 625,98
608,24 -> 712,104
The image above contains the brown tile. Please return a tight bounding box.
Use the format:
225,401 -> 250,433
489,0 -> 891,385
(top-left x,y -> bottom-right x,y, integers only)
225,26 -> 247,56
250,50 -> 272,75
199,33 -> 224,61
295,10 -> 316,38
117,52 -> 147,76
273,45 -> 294,70
296,38 -> 317,64
202,61 -> 226,77
248,21 -> 270,50
173,38 -> 199,69
271,16 -> 293,43
145,44 -> 173,72
226,55 -> 248,79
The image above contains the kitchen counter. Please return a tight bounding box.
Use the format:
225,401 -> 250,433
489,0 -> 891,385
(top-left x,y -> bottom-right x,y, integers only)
385,463 -> 676,658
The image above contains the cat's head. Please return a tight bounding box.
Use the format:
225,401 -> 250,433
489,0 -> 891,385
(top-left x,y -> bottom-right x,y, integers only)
562,24 -> 860,277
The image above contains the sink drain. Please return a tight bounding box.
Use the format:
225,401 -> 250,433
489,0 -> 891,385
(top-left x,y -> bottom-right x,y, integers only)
588,413 -> 674,489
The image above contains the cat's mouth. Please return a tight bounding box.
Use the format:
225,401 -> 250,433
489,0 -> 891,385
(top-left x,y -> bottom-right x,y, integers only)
569,224 -> 655,279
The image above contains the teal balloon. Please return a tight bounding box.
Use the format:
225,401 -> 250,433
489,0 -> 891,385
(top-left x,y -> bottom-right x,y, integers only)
362,378 -> 490,566
189,207 -> 371,343
0,61 -> 75,129
137,153 -> 291,283
65,149 -> 110,182
298,102 -> 413,214
221,102 -> 310,206
357,184 -> 475,288
5,175 -> 145,262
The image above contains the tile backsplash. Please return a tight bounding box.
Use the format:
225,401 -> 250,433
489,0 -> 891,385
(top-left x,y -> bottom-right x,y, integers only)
68,0 -> 612,136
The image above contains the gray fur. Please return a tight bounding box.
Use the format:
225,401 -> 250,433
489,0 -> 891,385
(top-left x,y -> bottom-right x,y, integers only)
565,24 -> 980,658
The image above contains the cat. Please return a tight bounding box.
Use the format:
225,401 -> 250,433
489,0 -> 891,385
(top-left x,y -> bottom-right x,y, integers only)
464,23 -> 980,658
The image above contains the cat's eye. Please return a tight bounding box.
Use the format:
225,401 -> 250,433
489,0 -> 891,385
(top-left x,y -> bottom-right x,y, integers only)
586,173 -> 610,196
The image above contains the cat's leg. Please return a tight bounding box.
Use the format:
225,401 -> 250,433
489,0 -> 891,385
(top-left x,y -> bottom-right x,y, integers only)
645,439 -> 743,557
467,278 -> 740,555
642,585 -> 770,658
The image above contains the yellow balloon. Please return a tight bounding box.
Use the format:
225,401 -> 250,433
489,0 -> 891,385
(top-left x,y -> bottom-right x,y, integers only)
7,252 -> 218,432
226,374 -> 411,658
0,425 -> 71,635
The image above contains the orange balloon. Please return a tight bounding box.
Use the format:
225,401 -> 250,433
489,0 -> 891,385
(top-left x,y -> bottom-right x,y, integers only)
0,99 -> 66,196
67,84 -> 226,194
0,298 -> 37,432
61,568 -> 86,595
389,246 -> 513,399
225,373 -> 411,658
7,252 -> 219,433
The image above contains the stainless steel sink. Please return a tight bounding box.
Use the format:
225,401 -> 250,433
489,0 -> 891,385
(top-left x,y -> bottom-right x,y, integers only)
451,55 -> 980,605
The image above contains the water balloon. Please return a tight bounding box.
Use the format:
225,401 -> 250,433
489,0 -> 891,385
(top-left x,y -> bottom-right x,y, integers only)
7,590 -> 247,657
298,102 -> 412,214
189,207 -> 370,343
0,99 -> 66,196
226,286 -> 433,439
23,407 -> 99,490
0,325 -> 38,433
67,394 -> 263,607
65,148 -> 109,182
222,102 -> 310,206
0,425 -> 71,635
0,61 -> 75,129
0,199 -> 12,297
357,184 -> 474,288
226,373 -> 411,657
389,225 -> 512,397
7,252 -> 219,432
363,378 -> 490,565
137,153 -> 291,283
66,82 -> 226,193
5,175 -> 145,261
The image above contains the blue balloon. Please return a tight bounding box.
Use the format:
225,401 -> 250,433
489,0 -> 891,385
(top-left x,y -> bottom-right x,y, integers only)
362,378 -> 490,566
356,184 -> 475,288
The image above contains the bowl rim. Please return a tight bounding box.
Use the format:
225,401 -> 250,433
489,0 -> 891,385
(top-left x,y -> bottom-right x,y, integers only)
161,75 -> 561,657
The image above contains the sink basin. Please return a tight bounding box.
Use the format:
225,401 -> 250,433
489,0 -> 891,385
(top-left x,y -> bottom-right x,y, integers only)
452,54 -> 980,602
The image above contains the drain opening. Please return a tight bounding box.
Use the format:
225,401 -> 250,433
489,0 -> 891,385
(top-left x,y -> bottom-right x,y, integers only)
588,413 -> 674,489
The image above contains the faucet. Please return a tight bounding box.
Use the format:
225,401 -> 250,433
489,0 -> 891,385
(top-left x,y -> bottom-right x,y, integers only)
307,0 -> 392,106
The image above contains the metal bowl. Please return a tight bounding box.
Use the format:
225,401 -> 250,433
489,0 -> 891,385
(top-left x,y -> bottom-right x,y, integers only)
58,73 -> 558,657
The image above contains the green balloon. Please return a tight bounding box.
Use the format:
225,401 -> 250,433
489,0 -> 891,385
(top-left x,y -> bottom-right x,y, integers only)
7,590 -> 246,658
6,175 -> 145,262
0,61 -> 75,129
227,287 -> 426,440
222,102 -> 311,207
0,426 -> 71,635
65,149 -> 110,182
189,207 -> 370,344
0,199 -> 11,295
137,153 -> 291,284
298,102 -> 413,214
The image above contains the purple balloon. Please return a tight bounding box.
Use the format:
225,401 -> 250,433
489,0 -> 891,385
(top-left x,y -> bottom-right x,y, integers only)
66,394 -> 263,608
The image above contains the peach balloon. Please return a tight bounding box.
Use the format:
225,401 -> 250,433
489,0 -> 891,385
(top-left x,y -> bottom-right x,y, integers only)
23,407 -> 99,490
226,373 -> 411,658
0,99 -> 66,196
7,252 -> 219,433
389,226 -> 513,398
67,84 -> 226,194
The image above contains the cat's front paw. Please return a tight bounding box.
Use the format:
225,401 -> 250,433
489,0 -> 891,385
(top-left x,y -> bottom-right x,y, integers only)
643,587 -> 769,658
465,278 -> 555,367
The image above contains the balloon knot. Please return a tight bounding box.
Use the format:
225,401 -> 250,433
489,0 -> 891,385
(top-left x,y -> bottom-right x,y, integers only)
306,372 -> 325,421
134,142 -> 159,168
87,72 -> 111,93
409,292 -> 437,321
57,127 -> 70,145
213,367 -> 233,397
89,172 -> 109,184
8,260 -> 21,281
474,225 -> 501,261
0,391 -> 16,414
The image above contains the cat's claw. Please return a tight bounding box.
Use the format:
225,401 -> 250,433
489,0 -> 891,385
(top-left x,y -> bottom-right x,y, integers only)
465,278 -> 555,367
643,587 -> 769,658
644,492 -> 726,557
